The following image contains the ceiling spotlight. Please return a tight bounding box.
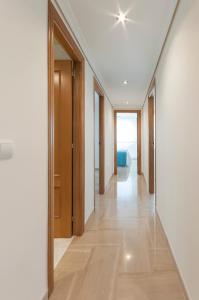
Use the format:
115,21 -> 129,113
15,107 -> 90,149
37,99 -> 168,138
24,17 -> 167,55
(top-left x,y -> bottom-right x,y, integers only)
116,11 -> 127,23
123,80 -> 128,85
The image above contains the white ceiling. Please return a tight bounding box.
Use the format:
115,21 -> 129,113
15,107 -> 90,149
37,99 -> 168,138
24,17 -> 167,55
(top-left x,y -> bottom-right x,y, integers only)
67,0 -> 177,108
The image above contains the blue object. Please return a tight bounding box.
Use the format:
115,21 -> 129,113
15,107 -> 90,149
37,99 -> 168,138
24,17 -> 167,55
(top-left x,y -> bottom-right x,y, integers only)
117,151 -> 127,167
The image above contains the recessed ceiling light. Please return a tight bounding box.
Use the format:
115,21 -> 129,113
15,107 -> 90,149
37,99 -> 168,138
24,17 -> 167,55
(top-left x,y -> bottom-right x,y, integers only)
116,11 -> 127,24
123,80 -> 128,85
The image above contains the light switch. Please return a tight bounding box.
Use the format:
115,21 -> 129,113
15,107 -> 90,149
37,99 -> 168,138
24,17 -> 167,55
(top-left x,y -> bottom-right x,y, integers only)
0,140 -> 14,160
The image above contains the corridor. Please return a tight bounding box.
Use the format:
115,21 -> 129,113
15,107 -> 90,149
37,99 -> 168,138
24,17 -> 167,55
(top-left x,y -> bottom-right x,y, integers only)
1,1 -> 199,299
50,165 -> 186,300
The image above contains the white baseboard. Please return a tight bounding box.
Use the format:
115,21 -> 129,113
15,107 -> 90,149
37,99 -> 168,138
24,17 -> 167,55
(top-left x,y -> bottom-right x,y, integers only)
157,213 -> 190,300
42,291 -> 48,300
105,173 -> 114,192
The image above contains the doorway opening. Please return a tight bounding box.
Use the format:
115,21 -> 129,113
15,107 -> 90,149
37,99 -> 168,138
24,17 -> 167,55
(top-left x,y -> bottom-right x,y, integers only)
117,112 -> 137,177
114,110 -> 142,176
94,79 -> 105,195
53,39 -> 74,268
48,2 -> 85,296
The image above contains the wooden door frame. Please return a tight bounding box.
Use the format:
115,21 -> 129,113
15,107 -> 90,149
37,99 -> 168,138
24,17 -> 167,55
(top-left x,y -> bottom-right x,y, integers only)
147,78 -> 156,194
48,1 -> 85,296
148,96 -> 155,194
93,78 -> 105,195
114,110 -> 142,175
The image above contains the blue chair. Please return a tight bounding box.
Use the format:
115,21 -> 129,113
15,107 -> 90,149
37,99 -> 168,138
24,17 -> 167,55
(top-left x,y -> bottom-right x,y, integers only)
117,151 -> 127,167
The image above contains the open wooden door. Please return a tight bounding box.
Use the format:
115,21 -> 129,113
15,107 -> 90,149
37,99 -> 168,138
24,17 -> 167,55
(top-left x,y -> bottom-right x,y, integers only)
94,79 -> 105,195
54,60 -> 73,238
148,96 -> 155,194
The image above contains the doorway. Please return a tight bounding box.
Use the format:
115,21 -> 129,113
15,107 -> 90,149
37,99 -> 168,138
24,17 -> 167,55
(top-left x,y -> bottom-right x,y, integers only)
114,110 -> 142,176
53,40 -> 73,268
48,2 -> 85,296
94,79 -> 105,195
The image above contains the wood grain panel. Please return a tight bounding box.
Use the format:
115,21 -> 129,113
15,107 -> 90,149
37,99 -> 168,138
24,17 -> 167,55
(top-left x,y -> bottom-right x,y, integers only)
137,111 -> 142,175
72,61 -> 85,235
54,60 -> 72,238
114,111 -> 117,175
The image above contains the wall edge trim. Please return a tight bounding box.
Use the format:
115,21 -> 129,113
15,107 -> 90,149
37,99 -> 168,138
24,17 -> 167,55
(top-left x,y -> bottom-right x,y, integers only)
142,0 -> 181,109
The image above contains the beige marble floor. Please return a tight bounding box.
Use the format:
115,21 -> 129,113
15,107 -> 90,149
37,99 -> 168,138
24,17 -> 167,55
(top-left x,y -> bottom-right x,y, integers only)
50,164 -> 187,300
54,238 -> 73,269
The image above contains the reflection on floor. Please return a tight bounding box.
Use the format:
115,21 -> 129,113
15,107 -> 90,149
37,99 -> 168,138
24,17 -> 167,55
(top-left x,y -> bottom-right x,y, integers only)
117,159 -> 136,182
54,238 -> 73,269
50,166 -> 187,300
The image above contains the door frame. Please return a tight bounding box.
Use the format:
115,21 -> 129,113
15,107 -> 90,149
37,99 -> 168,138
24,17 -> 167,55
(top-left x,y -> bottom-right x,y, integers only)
93,79 -> 105,195
148,96 -> 155,194
148,79 -> 156,194
48,1 -> 85,296
114,110 -> 142,175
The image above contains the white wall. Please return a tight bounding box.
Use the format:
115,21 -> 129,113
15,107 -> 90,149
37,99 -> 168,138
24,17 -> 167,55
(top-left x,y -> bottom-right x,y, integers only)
0,2 -> 114,299
105,99 -> 114,188
95,92 -> 99,169
0,1 -> 48,300
143,1 -> 199,299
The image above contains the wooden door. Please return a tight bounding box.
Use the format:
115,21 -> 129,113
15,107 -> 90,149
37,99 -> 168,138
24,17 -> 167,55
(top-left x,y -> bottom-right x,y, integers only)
148,96 -> 155,194
54,60 -> 73,238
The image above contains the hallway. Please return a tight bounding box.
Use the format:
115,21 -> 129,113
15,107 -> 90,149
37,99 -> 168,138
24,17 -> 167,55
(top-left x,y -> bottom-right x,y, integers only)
50,165 -> 187,300
1,1 -> 199,299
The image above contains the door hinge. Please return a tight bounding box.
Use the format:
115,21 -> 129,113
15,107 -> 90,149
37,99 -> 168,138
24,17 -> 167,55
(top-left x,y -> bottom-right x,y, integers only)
72,143 -> 74,149
72,216 -> 75,222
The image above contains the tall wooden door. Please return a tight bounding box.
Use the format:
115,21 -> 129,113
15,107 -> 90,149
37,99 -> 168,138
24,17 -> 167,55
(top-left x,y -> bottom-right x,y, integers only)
148,96 -> 155,194
54,60 -> 73,238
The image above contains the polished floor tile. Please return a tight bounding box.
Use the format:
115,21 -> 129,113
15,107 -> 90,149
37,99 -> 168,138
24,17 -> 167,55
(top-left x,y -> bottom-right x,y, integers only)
115,272 -> 186,300
50,163 -> 187,300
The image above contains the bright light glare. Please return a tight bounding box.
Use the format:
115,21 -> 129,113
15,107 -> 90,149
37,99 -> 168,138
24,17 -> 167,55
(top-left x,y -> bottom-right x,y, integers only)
125,254 -> 132,261
106,4 -> 136,32
116,11 -> 127,24
117,114 -> 137,143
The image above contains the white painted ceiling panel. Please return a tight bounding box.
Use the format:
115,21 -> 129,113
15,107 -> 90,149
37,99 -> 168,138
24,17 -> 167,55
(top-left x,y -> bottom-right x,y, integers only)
65,0 -> 177,108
